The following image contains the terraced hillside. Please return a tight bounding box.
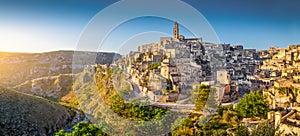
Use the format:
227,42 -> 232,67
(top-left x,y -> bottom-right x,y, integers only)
0,86 -> 74,135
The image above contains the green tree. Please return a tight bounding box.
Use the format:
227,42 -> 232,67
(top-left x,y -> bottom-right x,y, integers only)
171,104 -> 244,136
235,124 -> 250,136
55,122 -> 107,136
236,91 -> 269,118
191,84 -> 211,111
251,122 -> 282,136
148,63 -> 161,70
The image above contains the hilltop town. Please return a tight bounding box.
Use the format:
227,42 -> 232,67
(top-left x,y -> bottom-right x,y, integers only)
114,22 -> 263,104
104,22 -> 300,134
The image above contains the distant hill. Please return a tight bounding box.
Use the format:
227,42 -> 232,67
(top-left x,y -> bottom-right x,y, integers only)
0,86 -> 74,135
0,50 -> 121,87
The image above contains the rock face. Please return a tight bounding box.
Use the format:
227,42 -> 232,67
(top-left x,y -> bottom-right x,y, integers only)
0,87 -> 73,135
13,74 -> 74,99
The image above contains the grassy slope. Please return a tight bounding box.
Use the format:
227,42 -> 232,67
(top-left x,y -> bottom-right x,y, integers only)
0,86 -> 74,135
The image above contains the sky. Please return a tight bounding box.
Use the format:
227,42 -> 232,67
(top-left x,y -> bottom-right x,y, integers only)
0,0 -> 299,53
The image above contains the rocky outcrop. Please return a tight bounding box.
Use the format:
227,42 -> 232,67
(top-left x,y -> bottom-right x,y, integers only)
13,74 -> 74,99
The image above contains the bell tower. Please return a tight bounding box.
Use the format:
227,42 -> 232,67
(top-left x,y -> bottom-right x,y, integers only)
173,22 -> 179,39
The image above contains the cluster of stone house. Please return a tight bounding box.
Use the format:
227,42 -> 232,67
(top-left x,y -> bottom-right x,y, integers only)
266,105 -> 300,135
216,44 -> 262,102
258,45 -> 300,106
117,22 -> 268,103
119,39 -> 264,103
245,45 -> 300,134
118,22 -> 300,108
122,36 -> 211,102
259,45 -> 300,73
